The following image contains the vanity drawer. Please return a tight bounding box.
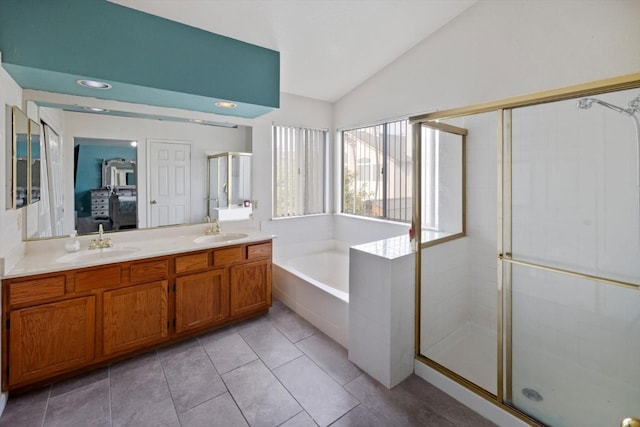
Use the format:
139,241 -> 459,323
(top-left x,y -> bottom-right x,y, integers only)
175,252 -> 209,274
247,242 -> 272,260
9,275 -> 66,306
75,266 -> 122,292
213,247 -> 243,266
130,259 -> 169,283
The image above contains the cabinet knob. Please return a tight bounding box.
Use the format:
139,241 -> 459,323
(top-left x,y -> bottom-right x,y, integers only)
150,200 -> 157,205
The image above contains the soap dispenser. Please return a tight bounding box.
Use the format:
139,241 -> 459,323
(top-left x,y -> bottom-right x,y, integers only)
65,230 -> 81,252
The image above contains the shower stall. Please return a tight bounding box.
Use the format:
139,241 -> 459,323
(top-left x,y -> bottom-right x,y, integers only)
412,77 -> 640,427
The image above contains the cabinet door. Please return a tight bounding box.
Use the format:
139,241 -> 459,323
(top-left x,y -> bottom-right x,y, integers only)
175,269 -> 229,334
230,259 -> 272,317
9,296 -> 95,386
103,280 -> 168,356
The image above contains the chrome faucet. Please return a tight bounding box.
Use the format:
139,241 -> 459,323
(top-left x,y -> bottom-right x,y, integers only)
89,224 -> 113,249
204,216 -> 221,235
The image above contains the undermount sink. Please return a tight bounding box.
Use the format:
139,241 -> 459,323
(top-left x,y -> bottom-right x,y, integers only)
56,247 -> 140,263
193,233 -> 248,244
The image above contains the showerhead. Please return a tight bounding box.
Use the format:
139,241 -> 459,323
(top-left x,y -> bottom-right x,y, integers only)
577,98 -> 595,109
577,97 -> 632,115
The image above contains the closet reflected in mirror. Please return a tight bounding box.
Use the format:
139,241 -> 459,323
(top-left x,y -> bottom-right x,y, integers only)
5,105 -> 28,209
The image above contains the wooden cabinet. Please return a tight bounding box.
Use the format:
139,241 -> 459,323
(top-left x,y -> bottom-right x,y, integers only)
9,296 -> 95,387
103,280 -> 168,356
230,259 -> 272,318
2,239 -> 271,391
175,269 -> 229,334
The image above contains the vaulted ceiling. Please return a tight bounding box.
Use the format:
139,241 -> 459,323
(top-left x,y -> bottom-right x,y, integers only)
1,0 -> 476,119
111,0 -> 477,102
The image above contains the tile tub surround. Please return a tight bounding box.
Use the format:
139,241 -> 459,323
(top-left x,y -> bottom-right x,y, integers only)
273,239 -> 349,348
0,300 -> 495,427
348,234 -> 415,389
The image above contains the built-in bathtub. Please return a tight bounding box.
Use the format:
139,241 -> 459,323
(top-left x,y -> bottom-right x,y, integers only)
272,240 -> 349,347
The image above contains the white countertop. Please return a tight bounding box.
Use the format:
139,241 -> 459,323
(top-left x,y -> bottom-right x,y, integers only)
4,222 -> 274,279
350,229 -> 455,260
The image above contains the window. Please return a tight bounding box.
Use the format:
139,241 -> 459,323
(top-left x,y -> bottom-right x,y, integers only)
342,119 -> 411,222
273,124 -> 327,217
420,123 -> 465,236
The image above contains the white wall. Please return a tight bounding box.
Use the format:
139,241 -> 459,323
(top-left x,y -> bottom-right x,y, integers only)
0,61 -> 24,420
0,66 -> 25,271
331,0 -> 639,420
334,0 -> 640,129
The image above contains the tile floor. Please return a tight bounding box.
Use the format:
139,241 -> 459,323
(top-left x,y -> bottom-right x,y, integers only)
0,300 -> 495,427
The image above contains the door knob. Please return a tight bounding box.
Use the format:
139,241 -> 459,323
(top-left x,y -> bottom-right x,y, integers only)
150,200 -> 157,204
622,418 -> 640,427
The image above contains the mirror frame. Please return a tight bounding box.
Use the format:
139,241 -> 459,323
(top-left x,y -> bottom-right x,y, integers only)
28,118 -> 41,204
6,105 -> 29,210
102,158 -> 137,189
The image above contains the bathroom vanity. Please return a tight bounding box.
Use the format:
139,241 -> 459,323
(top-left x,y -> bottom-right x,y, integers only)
1,225 -> 272,391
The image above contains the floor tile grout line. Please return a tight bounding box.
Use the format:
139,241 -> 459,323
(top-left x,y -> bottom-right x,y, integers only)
154,349 -> 183,427
217,376 -> 252,427
200,333 -> 259,377
195,334 -> 254,426
108,364 -> 113,427
267,358 -> 316,426
265,306 -> 319,345
234,317 -> 301,371
325,402 -> 363,427
269,353 -> 360,427
293,336 -> 363,389
39,385 -> 52,427
275,409 -> 306,427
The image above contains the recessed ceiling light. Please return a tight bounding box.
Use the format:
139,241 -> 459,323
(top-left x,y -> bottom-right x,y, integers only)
214,101 -> 237,109
190,119 -> 205,123
84,107 -> 109,112
130,141 -> 138,147
77,79 -> 112,89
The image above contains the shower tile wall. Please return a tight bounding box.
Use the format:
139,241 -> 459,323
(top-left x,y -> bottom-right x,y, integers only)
421,238 -> 471,351
465,112 -> 498,333
511,90 -> 640,372
510,89 -> 640,425
420,112 -> 499,394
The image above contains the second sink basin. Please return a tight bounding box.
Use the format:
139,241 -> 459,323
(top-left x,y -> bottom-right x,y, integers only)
193,233 -> 248,244
56,247 -> 140,263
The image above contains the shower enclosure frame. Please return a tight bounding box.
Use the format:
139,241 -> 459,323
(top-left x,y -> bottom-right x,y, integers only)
410,72 -> 640,426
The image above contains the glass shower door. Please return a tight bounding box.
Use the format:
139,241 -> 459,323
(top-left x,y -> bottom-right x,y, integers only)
506,89 -> 640,426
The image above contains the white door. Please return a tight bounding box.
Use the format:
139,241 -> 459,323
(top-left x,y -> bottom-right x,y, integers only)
43,123 -> 64,235
148,140 -> 191,227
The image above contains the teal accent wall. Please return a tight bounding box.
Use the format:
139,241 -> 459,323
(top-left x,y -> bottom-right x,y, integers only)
75,144 -> 136,217
0,0 -> 279,118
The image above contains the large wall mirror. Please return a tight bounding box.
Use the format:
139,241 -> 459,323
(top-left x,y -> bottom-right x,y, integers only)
23,102 -> 252,239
